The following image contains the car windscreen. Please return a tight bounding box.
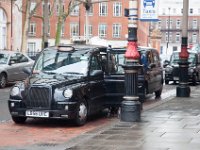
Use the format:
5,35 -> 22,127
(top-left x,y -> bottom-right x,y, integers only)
33,49 -> 89,76
0,53 -> 9,64
170,53 -> 196,65
108,52 -> 143,74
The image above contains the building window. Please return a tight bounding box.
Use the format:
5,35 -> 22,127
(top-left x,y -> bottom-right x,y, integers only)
28,23 -> 36,36
172,8 -> 176,14
30,2 -> 36,14
99,2 -> 108,16
192,33 -> 197,43
55,4 -> 59,15
61,23 -> 65,37
176,19 -> 181,29
113,2 -> 122,17
27,42 -> 36,57
158,21 -> 161,29
0,8 -> 7,49
84,25 -> 93,38
70,23 -> 79,37
48,23 -> 50,36
70,1 -> 79,16
173,46 -> 177,51
166,19 -> 172,29
98,24 -> 107,38
193,20 -> 197,29
112,23 -> 121,38
86,5 -> 93,16
165,32 -> 172,42
176,33 -> 180,42
42,2 -> 51,15
190,8 -> 193,14
165,32 -> 168,42
170,20 -> 172,29
2,27 -> 6,49
169,32 -> 172,42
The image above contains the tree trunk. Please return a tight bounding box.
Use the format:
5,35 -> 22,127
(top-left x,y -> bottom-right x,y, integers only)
55,0 -> 63,46
55,17 -> 62,46
21,1 -> 31,53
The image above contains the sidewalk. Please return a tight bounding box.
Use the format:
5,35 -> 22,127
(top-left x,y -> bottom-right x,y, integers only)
61,85 -> 200,150
9,85 -> 200,150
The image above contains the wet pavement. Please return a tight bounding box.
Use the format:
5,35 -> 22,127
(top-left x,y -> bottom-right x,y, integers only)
1,85 -> 200,150
55,85 -> 200,150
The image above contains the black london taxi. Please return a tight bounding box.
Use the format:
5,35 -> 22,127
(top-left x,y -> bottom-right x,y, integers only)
164,50 -> 200,85
103,46 -> 163,107
8,45 -> 107,126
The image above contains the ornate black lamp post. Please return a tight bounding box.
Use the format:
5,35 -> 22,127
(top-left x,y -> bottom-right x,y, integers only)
176,0 -> 190,97
121,1 -> 142,122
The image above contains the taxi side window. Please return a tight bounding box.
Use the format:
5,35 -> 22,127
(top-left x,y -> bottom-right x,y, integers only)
90,56 -> 101,72
152,50 -> 160,66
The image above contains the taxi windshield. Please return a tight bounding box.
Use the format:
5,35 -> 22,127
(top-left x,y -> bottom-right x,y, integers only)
170,53 -> 196,65
33,48 -> 89,76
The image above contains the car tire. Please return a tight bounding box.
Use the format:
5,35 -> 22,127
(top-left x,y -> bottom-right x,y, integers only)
139,86 -> 147,103
0,73 -> 7,88
192,75 -> 197,86
74,99 -> 88,126
12,116 -> 27,124
165,80 -> 169,84
155,85 -> 163,98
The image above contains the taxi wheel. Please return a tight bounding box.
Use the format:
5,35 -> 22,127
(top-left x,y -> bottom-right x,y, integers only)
0,73 -> 7,88
155,85 -> 163,98
192,75 -> 197,86
74,100 -> 88,126
165,80 -> 169,84
12,116 -> 27,124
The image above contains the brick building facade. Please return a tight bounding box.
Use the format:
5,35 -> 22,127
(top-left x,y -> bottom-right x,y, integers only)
1,0 -> 151,54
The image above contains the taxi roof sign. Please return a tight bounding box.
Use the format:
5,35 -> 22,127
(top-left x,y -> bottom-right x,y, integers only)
57,46 -> 75,52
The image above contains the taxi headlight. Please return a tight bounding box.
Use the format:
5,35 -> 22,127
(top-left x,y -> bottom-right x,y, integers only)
165,67 -> 172,73
63,89 -> 73,98
10,86 -> 20,96
189,68 -> 194,73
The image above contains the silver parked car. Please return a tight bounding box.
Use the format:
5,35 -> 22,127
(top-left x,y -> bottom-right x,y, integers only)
0,50 -> 34,88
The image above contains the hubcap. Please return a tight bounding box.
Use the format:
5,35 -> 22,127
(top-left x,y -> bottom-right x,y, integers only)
78,103 -> 87,120
0,75 -> 6,87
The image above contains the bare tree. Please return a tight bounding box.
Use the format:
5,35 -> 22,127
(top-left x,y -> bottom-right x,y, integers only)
54,0 -> 118,46
54,0 -> 81,45
14,0 -> 43,52
16,0 -> 119,51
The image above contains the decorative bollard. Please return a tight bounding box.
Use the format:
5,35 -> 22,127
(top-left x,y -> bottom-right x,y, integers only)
120,41 -> 142,122
176,38 -> 190,97
176,0 -> 190,97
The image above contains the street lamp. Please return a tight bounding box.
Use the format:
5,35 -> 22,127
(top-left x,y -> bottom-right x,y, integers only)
176,0 -> 190,97
121,0 -> 142,122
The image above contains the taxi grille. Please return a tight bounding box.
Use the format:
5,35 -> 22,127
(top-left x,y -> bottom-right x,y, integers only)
25,86 -> 51,108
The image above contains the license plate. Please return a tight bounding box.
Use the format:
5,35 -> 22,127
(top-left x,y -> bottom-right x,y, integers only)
173,77 -> 179,80
26,110 -> 49,118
